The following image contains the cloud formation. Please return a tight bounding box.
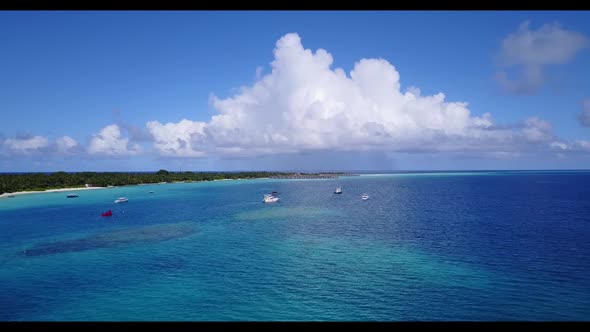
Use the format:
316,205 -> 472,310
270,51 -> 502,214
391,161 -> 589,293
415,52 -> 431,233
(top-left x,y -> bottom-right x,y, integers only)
0,135 -> 82,157
88,124 -> 141,156
3,32 -> 589,165
146,119 -> 206,157
3,135 -> 49,153
495,21 -> 588,94
56,136 -> 79,154
146,33 -> 569,158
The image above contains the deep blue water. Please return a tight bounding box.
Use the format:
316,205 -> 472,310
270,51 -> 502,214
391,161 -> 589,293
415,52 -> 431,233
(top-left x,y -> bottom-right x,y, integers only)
0,171 -> 589,321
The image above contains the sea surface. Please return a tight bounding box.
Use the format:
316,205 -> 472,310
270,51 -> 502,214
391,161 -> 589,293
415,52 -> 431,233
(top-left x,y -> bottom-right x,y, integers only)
0,171 -> 589,321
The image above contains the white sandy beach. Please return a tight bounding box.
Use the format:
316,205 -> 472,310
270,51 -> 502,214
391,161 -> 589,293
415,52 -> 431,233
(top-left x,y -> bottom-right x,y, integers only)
0,177 -> 270,200
0,186 -> 107,199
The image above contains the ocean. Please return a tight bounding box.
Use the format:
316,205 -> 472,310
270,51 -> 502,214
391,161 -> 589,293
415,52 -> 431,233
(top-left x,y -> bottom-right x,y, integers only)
0,171 -> 589,321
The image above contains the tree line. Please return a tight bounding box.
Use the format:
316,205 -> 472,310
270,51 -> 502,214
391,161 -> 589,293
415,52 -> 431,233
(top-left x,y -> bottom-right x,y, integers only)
0,170 -> 289,194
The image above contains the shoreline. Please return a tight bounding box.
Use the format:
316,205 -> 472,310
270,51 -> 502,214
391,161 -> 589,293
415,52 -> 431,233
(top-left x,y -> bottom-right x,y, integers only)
0,186 -> 108,199
0,177 -> 274,199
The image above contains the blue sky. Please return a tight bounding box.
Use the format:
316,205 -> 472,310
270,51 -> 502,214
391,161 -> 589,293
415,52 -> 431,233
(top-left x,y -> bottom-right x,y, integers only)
1,11 -> 590,171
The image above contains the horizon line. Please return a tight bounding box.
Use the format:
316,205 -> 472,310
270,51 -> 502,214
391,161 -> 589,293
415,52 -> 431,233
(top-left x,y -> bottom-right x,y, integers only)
2,169 -> 590,174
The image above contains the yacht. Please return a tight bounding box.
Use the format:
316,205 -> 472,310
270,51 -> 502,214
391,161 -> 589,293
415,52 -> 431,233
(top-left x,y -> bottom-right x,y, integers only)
334,187 -> 342,194
263,193 -> 280,203
114,197 -> 129,203
66,194 -> 79,198
361,193 -> 369,200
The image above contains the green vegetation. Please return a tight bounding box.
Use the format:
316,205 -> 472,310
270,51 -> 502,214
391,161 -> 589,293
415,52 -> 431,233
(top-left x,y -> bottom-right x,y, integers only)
0,171 -> 289,195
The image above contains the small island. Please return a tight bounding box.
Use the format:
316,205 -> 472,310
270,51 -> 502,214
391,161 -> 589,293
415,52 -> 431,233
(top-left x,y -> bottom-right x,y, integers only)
0,170 -> 351,196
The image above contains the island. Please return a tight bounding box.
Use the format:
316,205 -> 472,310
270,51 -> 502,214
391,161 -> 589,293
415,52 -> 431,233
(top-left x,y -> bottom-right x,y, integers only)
0,170 -> 352,196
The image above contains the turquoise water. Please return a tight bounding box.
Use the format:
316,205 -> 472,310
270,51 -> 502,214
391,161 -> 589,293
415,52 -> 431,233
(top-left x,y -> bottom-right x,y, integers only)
0,172 -> 589,321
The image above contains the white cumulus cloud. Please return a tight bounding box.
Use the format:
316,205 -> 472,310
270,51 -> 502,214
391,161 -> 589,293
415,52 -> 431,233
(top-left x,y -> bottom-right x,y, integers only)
3,136 -> 49,152
146,32 -> 567,158
520,117 -> 553,143
146,119 -> 206,157
56,136 -> 79,154
88,124 -> 141,156
495,21 -> 588,94
571,140 -> 590,152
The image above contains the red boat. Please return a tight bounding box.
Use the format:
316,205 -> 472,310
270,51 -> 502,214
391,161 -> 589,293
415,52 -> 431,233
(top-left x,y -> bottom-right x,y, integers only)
101,210 -> 113,217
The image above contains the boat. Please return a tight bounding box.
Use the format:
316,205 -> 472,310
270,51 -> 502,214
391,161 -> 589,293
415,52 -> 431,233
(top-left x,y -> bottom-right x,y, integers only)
114,197 -> 128,203
101,210 -> 113,217
67,194 -> 79,198
361,193 -> 369,200
263,193 -> 280,203
148,191 -> 154,194
334,187 -> 342,194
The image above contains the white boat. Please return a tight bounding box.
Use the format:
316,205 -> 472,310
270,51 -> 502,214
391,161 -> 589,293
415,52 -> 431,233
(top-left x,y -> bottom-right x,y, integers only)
263,194 -> 280,203
334,187 -> 342,194
114,197 -> 128,203
66,194 -> 79,198
361,193 -> 369,200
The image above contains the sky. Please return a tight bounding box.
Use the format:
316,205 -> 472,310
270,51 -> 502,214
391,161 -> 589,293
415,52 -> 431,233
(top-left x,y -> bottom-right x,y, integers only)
1,10 -> 590,172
